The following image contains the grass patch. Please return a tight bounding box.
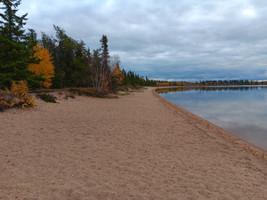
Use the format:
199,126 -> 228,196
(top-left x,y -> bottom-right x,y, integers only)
119,92 -> 130,96
106,95 -> 119,99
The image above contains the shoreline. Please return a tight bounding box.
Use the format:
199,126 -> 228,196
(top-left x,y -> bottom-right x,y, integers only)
1,87 -> 267,199
153,88 -> 267,160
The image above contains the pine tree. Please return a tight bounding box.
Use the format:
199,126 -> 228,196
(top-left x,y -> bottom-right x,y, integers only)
100,35 -> 110,74
89,35 -> 111,92
0,0 -> 37,88
99,35 -> 110,90
121,69 -> 129,85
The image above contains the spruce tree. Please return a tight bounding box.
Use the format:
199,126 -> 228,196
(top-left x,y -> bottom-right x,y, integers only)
0,0 -> 37,88
100,35 -> 110,74
98,35 -> 110,90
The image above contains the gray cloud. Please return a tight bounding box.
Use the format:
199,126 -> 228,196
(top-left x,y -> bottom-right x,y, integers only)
18,0 -> 267,80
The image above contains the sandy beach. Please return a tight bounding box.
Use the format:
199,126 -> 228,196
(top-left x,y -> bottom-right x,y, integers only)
0,87 -> 267,200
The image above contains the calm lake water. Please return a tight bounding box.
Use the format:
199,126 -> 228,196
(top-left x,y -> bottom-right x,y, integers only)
158,86 -> 267,151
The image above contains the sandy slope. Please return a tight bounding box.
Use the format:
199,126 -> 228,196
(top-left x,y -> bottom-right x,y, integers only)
0,87 -> 266,200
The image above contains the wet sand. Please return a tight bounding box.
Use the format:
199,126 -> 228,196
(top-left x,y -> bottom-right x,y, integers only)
0,87 -> 267,199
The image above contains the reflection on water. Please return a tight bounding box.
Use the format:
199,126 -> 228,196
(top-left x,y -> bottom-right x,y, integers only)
158,86 -> 267,150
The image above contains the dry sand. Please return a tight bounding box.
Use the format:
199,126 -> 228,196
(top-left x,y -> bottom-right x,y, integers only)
0,87 -> 267,200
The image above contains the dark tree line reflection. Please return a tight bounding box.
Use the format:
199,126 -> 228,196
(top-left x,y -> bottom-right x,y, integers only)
157,86 -> 267,94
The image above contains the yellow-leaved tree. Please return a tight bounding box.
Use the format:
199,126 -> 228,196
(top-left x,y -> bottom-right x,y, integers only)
112,65 -> 124,86
111,56 -> 124,86
28,44 -> 55,88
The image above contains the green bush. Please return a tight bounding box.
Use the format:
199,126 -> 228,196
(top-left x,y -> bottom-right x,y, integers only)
37,93 -> 57,103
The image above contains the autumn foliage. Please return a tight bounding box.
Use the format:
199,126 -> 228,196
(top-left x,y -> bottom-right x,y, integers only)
112,65 -> 124,86
156,82 -> 170,86
0,80 -> 35,111
28,44 -> 55,88
11,80 -> 29,98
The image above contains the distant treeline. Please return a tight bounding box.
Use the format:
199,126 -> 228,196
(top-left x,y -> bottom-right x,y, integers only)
156,80 -> 267,87
0,0 -> 156,93
157,85 -> 267,94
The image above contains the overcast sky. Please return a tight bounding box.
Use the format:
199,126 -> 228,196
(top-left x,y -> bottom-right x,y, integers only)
17,0 -> 267,81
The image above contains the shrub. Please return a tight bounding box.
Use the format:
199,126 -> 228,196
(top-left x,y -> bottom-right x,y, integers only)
0,92 -> 18,108
11,80 -> 29,98
0,99 -> 9,111
68,88 -> 107,98
20,95 -> 35,108
0,80 -> 35,111
12,80 -> 35,108
37,93 -> 57,103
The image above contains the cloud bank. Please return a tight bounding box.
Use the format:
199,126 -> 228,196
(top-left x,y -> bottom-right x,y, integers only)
18,0 -> 267,80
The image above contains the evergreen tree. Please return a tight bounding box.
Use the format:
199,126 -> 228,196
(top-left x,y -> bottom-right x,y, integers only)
100,35 -> 110,75
72,40 -> 90,87
27,28 -> 38,47
40,26 -> 91,88
89,35 -> 111,92
0,0 -> 38,88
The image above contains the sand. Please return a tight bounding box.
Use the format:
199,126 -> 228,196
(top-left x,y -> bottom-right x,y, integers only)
0,87 -> 267,200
